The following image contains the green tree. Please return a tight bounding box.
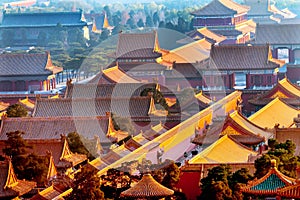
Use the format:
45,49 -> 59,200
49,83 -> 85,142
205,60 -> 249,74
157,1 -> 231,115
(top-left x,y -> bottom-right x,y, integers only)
175,87 -> 196,107
126,17 -> 137,29
111,113 -> 135,135
141,88 -> 169,111
6,104 -> 28,117
112,12 -> 122,27
104,5 -> 113,26
66,166 -> 104,200
67,132 -> 96,160
137,18 -> 145,28
199,165 -> 232,200
99,29 -> 110,41
229,168 -> 253,200
254,139 -> 299,178
145,15 -> 154,27
100,168 -> 131,199
3,131 -> 48,185
153,11 -> 160,27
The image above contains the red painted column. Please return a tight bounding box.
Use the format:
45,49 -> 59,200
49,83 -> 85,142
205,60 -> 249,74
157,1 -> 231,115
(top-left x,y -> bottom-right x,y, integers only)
47,80 -> 50,90
11,81 -> 15,91
25,81 -> 29,91
246,74 -> 251,89
289,48 -> 295,63
40,81 -> 42,90
53,78 -> 56,88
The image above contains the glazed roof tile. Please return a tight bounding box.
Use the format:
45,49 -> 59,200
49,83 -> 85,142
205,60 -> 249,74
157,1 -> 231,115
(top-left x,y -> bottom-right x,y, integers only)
278,183 -> 300,198
249,78 -> 300,105
0,52 -> 61,76
115,32 -> 161,59
0,116 -> 110,140
117,62 -> 166,72
0,102 -> 9,111
31,185 -> 62,200
209,45 -> 279,70
18,96 -> 35,111
183,28 -> 227,45
97,91 -> 242,174
0,158 -> 36,198
242,163 -> 295,195
65,83 -> 156,98
159,39 -> 210,64
255,24 -> 300,44
192,112 -> 266,145
33,97 -> 152,117
120,174 -> 174,198
191,0 -> 249,16
197,27 -> 227,43
189,135 -> 257,164
88,65 -> 141,84
211,29 -> 242,37
248,98 -> 300,128
243,0 -> 272,16
1,11 -> 87,28
235,19 -> 256,34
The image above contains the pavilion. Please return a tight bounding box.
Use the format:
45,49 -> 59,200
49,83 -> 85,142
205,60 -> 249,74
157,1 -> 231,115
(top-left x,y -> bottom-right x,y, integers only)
120,173 -> 174,199
241,160 -> 296,199
190,0 -> 252,44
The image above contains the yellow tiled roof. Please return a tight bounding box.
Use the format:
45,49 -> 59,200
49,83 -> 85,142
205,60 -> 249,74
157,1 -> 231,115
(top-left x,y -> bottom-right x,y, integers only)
160,39 -> 210,64
0,102 -> 9,111
102,66 -> 140,83
248,97 -> 300,128
19,97 -> 35,109
230,111 -> 273,139
189,135 -> 256,164
220,0 -> 250,14
235,19 -> 256,34
96,91 -> 242,175
197,27 -> 227,43
195,91 -> 212,105
278,78 -> 300,97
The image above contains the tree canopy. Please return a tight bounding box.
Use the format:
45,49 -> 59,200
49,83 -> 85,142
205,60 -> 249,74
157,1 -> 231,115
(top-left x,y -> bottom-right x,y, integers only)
199,165 -> 253,200
3,131 -> 49,185
6,104 -> 28,117
66,166 -> 104,200
254,139 -> 299,178
67,132 -> 97,160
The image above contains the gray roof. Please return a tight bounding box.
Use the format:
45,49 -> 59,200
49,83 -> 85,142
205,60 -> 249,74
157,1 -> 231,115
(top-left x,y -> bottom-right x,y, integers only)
0,52 -> 52,76
191,0 -> 249,17
209,45 -> 279,70
243,0 -> 272,16
255,24 -> 300,44
115,32 -> 161,59
0,11 -> 87,28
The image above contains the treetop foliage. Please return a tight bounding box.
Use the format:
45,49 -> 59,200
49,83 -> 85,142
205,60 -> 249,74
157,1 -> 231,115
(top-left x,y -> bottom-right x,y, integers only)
254,139 -> 299,178
6,103 -> 28,117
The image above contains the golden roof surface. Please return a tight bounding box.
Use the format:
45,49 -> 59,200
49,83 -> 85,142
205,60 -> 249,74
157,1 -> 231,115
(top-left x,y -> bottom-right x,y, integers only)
102,66 -> 140,83
160,39 -> 210,64
97,91 -> 242,175
230,111 -> 273,139
278,78 -> 300,97
120,173 -> 174,198
189,135 -> 256,164
248,97 -> 300,128
197,27 -> 226,43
